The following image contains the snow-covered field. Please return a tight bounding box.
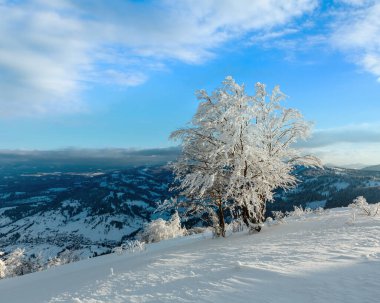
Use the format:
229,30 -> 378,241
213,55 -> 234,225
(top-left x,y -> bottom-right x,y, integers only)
1,207 -> 379,303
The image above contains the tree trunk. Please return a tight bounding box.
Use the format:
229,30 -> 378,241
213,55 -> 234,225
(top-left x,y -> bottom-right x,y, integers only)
257,195 -> 266,224
252,196 -> 266,232
241,196 -> 266,232
241,202 -> 250,227
252,202 -> 265,232
217,198 -> 226,237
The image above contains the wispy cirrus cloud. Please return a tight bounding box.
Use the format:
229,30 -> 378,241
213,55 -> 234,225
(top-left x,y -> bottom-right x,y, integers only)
248,0 -> 380,80
3,0 -> 379,119
330,1 -> 380,81
0,0 -> 318,117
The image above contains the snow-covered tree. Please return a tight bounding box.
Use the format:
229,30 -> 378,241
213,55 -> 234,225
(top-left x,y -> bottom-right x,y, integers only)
171,76 -> 321,234
224,81 -> 321,229
170,81 -> 236,236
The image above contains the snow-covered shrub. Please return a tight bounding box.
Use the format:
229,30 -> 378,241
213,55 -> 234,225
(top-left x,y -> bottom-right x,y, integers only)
0,249 -> 48,279
112,240 -> 145,255
349,196 -> 379,217
265,217 -> 274,226
47,249 -> 80,268
313,207 -> 325,215
140,212 -> 185,243
186,227 -> 207,235
47,256 -> 62,268
29,253 -> 45,273
1,248 -> 83,279
111,246 -> 124,255
59,249 -> 80,264
272,211 -> 286,223
125,240 -> 145,253
4,248 -> 25,277
286,206 -> 312,218
270,206 -> 324,226
0,252 -> 6,279
226,219 -> 245,234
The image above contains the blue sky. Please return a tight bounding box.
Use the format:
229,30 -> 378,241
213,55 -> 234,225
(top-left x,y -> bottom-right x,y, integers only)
0,0 -> 380,167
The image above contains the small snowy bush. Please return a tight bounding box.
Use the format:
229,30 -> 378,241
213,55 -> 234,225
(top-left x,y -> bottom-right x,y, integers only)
313,207 -> 325,215
272,211 -> 286,224
0,252 -> 6,279
1,249 -> 48,279
4,248 -> 25,277
112,240 -> 145,255
286,206 -> 312,218
47,249 -> 80,268
140,212 -> 185,243
226,219 -> 245,234
59,249 -> 80,264
349,196 -> 379,217
270,206 -> 325,226
186,227 -> 207,235
47,256 -> 62,268
30,253 -> 45,273
1,247 -> 84,279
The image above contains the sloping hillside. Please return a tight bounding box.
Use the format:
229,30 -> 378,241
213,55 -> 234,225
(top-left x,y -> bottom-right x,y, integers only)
0,207 -> 379,303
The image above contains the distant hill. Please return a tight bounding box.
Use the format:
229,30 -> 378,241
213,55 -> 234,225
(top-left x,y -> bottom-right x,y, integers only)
0,147 -> 180,173
362,165 -> 380,171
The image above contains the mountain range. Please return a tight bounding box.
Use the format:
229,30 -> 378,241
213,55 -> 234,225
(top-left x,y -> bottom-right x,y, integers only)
1,160 -> 380,261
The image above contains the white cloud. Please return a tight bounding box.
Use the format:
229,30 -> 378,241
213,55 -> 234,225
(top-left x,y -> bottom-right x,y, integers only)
298,123 -> 380,166
331,1 -> 380,81
103,70 -> 148,87
299,123 -> 380,148
0,1 -> 92,115
0,0 -> 318,116
305,142 -> 380,167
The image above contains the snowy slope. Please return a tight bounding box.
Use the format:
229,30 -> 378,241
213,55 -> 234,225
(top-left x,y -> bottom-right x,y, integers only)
1,207 -> 379,303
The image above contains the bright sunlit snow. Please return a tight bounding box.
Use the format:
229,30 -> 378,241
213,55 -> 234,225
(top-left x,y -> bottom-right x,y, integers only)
0,207 -> 379,303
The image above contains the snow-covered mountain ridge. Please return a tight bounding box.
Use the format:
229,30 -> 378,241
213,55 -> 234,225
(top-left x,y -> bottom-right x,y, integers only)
0,207 -> 379,303
1,165 -> 380,261
0,166 -> 173,259
1,165 -> 380,262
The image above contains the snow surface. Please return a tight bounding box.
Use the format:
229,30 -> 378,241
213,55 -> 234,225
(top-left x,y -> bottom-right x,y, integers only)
1,208 -> 379,303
